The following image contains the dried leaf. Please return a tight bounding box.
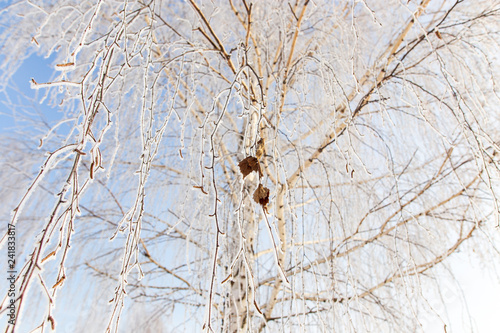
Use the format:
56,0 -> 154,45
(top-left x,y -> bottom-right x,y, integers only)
435,30 -> 442,39
256,138 -> 265,160
253,184 -> 270,212
238,156 -> 262,178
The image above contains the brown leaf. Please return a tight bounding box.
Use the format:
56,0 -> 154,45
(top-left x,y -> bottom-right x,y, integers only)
238,156 -> 262,178
253,184 -> 270,212
256,138 -> 265,160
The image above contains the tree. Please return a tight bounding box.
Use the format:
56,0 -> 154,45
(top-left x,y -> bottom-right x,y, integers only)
1,0 -> 499,332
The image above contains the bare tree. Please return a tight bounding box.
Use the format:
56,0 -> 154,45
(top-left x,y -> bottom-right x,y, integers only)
1,0 -> 499,332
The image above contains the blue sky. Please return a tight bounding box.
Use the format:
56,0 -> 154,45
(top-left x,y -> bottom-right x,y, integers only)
0,53 -> 60,133
426,253 -> 500,333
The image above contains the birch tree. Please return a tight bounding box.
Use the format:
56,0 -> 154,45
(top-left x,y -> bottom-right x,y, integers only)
1,0 -> 499,332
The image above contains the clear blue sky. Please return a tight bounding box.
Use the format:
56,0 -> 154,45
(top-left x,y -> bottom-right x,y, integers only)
0,53 -> 60,133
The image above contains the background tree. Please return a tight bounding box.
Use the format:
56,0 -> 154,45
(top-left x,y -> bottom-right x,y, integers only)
1,0 -> 499,332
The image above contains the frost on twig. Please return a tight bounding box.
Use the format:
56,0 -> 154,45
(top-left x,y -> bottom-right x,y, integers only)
1,0 -> 499,332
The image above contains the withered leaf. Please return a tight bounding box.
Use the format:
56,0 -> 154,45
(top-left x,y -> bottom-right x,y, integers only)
253,184 -> 270,212
256,138 -> 265,160
238,156 -> 262,178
